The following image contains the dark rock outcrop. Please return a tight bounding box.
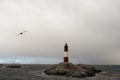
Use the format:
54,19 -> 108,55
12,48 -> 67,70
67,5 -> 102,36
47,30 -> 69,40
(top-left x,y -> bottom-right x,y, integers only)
44,62 -> 102,77
6,65 -> 22,68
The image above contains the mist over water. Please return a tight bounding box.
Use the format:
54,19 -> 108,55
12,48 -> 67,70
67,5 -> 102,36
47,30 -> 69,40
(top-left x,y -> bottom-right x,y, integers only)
0,56 -> 81,64
0,56 -> 118,65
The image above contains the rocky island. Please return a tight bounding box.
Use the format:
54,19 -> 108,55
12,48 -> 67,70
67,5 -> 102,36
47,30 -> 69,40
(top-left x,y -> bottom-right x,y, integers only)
44,62 -> 102,77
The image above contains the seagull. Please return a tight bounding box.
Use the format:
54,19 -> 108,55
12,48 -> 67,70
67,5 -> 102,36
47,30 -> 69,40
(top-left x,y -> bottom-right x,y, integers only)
16,31 -> 28,36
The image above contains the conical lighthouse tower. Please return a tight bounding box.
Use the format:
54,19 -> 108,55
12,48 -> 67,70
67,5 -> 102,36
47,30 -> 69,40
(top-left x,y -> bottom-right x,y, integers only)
64,43 -> 69,62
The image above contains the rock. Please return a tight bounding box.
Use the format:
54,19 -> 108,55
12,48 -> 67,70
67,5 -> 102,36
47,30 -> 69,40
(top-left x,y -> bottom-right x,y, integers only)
6,65 -> 22,68
44,62 -> 102,77
96,69 -> 102,73
77,64 -> 96,71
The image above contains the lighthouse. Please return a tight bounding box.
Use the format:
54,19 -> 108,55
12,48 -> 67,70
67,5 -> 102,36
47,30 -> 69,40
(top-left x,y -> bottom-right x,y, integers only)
64,43 -> 69,62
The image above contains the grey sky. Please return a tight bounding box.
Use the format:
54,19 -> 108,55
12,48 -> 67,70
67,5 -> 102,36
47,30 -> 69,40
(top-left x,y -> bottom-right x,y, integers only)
0,0 -> 120,64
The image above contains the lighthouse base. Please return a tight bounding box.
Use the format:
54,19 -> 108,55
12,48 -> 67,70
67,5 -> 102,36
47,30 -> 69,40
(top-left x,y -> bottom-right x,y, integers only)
64,57 -> 68,62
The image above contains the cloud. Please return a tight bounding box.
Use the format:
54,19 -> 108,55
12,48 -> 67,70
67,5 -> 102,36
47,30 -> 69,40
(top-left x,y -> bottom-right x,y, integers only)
0,0 -> 120,64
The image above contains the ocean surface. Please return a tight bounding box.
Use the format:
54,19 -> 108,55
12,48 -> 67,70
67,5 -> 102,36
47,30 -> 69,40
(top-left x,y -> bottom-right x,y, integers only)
0,64 -> 119,80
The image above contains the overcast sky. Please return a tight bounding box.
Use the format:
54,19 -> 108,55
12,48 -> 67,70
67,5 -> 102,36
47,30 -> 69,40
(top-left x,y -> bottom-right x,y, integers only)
0,0 -> 120,64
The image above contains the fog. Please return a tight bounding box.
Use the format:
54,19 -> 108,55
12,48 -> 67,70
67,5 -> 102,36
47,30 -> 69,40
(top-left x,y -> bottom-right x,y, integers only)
0,0 -> 120,64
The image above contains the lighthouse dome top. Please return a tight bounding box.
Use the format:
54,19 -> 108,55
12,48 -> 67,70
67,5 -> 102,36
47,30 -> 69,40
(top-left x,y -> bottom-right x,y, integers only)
64,43 -> 68,48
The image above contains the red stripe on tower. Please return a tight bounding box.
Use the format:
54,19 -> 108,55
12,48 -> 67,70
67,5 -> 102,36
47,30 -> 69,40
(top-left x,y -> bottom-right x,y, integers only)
64,43 -> 69,62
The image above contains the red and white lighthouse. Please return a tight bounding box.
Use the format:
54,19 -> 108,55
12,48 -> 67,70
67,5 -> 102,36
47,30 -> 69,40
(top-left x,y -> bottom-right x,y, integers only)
64,43 -> 69,62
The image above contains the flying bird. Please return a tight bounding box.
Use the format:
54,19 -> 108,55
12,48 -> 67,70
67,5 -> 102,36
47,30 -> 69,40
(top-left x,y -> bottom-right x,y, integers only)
16,31 -> 28,36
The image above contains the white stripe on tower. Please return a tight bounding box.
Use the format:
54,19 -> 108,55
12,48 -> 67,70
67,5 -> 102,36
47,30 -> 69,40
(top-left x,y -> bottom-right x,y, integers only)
64,43 -> 69,62
64,52 -> 68,57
